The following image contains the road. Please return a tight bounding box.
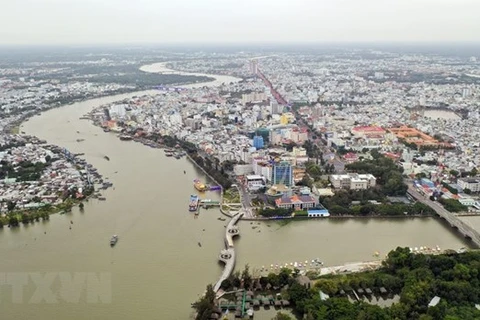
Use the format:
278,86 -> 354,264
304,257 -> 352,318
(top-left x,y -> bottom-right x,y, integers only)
235,179 -> 255,218
407,185 -> 480,248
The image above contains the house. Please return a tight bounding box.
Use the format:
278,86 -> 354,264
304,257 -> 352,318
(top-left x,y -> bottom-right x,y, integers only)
343,152 -> 359,164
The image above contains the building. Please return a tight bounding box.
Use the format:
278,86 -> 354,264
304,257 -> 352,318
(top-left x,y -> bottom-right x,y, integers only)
343,152 -> 359,164
252,135 -> 264,149
250,60 -> 258,75
275,194 -> 316,210
388,126 -> 453,149
329,173 -> 377,190
245,175 -> 266,191
307,203 -> 330,217
272,161 -> 293,187
242,92 -> 267,105
351,126 -> 386,139
458,177 -> 480,193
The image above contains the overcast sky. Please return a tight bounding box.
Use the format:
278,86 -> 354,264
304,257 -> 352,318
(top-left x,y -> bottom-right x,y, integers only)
0,0 -> 479,45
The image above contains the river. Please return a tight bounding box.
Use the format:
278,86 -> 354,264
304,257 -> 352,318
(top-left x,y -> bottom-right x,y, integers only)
0,65 -> 471,320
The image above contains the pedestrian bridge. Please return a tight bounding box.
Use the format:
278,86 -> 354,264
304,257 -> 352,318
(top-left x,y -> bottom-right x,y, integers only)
199,199 -> 220,205
407,186 -> 480,248
213,212 -> 243,292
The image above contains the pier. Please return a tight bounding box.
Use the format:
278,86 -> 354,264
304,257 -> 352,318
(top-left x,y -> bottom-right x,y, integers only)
407,185 -> 480,248
213,212 -> 243,293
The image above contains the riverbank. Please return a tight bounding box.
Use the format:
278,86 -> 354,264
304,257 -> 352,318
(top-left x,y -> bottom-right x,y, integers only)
12,60 -> 477,320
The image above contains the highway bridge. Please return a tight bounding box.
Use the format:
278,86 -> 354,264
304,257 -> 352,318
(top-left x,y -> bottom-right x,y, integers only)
407,186 -> 480,248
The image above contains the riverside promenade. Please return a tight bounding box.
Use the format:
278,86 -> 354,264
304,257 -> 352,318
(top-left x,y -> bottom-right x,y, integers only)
213,212 -> 243,293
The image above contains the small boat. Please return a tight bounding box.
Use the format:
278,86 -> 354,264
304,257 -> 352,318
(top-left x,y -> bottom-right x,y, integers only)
198,242 -> 202,247
110,235 -> 118,247
183,170 -> 186,174
104,156 -> 110,161
189,195 -> 199,212
119,134 -> 132,141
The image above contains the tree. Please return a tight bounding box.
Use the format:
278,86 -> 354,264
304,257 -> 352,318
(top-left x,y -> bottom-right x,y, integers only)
8,215 -> 19,227
7,201 -> 16,211
193,285 -> 215,320
449,170 -> 459,177
469,167 -> 478,177
241,264 -> 252,289
267,273 -> 280,288
272,312 -> 293,320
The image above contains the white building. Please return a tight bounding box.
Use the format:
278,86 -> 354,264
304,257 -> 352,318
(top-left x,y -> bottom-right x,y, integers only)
245,175 -> 266,191
329,173 -> 377,190
458,177 -> 480,193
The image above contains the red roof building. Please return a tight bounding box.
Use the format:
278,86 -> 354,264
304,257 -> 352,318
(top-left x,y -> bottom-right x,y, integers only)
343,152 -> 359,164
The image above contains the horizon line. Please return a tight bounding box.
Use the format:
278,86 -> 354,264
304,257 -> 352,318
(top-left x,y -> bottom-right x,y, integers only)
1,40 -> 480,48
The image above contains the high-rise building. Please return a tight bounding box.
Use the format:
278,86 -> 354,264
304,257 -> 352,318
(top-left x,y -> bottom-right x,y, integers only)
272,160 -> 293,187
462,88 -> 472,98
253,135 -> 264,149
250,60 -> 258,75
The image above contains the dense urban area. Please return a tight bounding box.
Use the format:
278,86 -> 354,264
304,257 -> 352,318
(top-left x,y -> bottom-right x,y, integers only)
1,46 -> 480,319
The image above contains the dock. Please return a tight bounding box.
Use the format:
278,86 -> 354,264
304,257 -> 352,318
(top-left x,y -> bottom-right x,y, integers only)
213,212 -> 243,293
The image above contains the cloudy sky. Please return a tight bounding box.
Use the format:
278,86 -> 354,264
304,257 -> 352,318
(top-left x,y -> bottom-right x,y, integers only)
0,0 -> 479,45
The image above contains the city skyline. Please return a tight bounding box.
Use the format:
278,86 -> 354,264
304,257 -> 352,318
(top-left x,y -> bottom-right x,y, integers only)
1,0 -> 480,45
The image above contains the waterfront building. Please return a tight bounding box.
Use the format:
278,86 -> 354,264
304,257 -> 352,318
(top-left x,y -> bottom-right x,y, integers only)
457,177 -> 480,192
275,194 -> 316,210
329,173 -> 376,190
307,204 -> 330,217
272,160 -> 293,187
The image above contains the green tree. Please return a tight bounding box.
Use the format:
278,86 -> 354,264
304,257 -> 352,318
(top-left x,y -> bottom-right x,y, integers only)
241,264 -> 252,289
7,201 -> 16,211
272,312 -> 293,320
8,215 -> 19,227
469,167 -> 478,177
193,285 -> 215,320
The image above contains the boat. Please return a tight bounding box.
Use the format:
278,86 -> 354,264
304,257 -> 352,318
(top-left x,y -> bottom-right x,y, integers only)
110,235 -> 118,247
198,242 -> 202,247
119,134 -> 132,141
194,179 -> 208,192
165,152 -> 173,157
104,155 -> 110,161
189,195 -> 199,212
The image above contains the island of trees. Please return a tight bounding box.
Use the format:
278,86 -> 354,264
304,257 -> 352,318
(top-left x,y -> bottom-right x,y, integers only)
194,248 -> 480,320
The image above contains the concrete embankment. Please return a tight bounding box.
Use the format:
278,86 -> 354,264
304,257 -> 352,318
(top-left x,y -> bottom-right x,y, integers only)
185,153 -> 226,210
